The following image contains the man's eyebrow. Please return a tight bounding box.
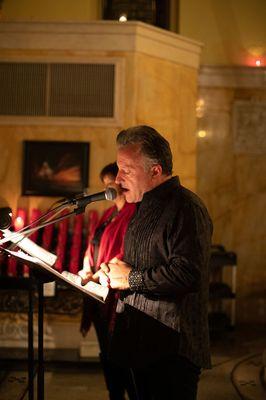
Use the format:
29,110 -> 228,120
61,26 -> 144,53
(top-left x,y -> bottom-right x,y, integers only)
119,163 -> 132,168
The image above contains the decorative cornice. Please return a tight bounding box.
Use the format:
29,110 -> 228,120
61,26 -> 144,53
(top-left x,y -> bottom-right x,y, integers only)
0,20 -> 202,69
199,66 -> 266,88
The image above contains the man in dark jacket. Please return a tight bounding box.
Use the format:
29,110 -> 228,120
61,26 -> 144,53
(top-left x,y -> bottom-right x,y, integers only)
100,125 -> 213,400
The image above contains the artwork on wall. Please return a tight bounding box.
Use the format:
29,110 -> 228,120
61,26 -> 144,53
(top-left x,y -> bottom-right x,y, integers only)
22,141 -> 90,197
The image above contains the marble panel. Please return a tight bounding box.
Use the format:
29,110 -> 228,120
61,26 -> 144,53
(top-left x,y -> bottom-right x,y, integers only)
134,53 -> 197,190
197,80 -> 266,324
0,311 -> 99,355
233,101 -> 266,154
0,312 -> 53,347
234,155 -> 266,196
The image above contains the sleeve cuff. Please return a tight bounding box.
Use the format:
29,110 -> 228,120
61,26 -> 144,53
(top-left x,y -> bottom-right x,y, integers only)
128,270 -> 144,291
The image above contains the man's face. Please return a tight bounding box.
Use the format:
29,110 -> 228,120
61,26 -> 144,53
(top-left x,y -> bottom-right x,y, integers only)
116,144 -> 154,203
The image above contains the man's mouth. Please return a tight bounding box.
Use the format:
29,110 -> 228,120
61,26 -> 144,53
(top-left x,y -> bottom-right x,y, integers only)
121,187 -> 129,193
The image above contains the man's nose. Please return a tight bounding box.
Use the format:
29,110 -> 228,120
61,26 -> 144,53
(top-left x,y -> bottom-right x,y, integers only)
115,171 -> 122,184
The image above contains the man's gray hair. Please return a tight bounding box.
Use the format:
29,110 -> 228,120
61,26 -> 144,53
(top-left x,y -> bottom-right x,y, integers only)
116,125 -> 173,176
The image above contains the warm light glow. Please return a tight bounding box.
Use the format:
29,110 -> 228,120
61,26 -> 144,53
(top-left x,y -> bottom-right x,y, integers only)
119,14 -> 127,22
198,130 -> 207,138
255,59 -> 261,67
196,98 -> 205,118
14,216 -> 24,230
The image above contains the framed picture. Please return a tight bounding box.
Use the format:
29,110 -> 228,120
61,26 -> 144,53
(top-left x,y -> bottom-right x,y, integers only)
22,141 -> 90,197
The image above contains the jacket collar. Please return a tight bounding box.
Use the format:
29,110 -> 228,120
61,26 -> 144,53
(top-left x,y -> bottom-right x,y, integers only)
140,176 -> 180,205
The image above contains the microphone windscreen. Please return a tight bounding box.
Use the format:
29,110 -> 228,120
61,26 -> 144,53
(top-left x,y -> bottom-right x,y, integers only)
0,207 -> 12,230
105,187 -> 117,201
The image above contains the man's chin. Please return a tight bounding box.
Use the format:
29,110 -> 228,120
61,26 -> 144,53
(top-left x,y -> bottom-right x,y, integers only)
124,191 -> 135,203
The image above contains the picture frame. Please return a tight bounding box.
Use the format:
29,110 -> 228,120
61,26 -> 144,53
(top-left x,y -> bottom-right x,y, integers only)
22,140 -> 90,197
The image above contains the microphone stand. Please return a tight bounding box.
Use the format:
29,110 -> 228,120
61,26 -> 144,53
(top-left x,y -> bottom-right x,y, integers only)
0,203 -> 86,400
0,204 -> 85,248
0,188 -> 116,399
1,187 -> 116,248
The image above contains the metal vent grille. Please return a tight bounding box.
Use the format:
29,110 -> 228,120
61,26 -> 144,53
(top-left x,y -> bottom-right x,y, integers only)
0,63 -> 46,116
0,62 -> 115,118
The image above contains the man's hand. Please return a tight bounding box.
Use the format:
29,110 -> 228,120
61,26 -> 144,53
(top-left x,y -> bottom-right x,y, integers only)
79,268 -> 110,286
100,257 -> 132,290
79,256 -> 94,284
97,269 -> 110,287
78,269 -> 94,285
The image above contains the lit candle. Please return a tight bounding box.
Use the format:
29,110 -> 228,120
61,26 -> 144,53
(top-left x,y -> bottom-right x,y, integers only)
119,14 -> 127,22
14,209 -> 27,231
7,208 -> 27,276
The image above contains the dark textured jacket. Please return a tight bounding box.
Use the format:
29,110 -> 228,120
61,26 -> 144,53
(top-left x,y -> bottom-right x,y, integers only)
116,176 -> 213,368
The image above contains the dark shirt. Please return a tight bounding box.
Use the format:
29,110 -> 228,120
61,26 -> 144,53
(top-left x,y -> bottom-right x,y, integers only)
116,176 -> 213,368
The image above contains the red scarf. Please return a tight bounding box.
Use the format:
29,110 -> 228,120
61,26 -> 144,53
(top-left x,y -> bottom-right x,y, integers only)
81,202 -> 136,336
85,202 -> 136,271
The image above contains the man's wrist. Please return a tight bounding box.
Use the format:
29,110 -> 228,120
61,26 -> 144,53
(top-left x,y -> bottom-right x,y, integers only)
128,270 -> 144,291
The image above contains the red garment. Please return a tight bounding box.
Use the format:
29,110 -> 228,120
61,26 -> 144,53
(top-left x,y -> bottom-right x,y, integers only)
85,202 -> 136,270
81,202 -> 136,336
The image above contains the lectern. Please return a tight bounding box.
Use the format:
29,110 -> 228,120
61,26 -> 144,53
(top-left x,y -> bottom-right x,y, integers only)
0,245 -> 108,400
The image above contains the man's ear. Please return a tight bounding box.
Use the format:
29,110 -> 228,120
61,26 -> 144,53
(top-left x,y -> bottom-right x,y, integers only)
151,164 -> 162,178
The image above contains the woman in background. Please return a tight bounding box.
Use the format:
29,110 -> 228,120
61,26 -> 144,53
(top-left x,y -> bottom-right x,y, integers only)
79,162 -> 136,400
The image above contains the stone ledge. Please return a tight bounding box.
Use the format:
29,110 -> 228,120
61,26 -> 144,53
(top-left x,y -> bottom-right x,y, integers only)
199,65 -> 266,88
0,20 -> 202,68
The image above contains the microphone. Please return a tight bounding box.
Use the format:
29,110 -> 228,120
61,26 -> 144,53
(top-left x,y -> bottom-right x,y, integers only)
0,207 -> 12,229
71,187 -> 117,208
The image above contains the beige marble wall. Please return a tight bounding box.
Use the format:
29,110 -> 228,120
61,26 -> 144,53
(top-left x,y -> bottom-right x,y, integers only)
0,122 -> 120,215
0,22 -> 200,215
197,69 -> 266,324
0,52 -> 197,214
132,53 -> 197,191
0,22 -> 201,352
